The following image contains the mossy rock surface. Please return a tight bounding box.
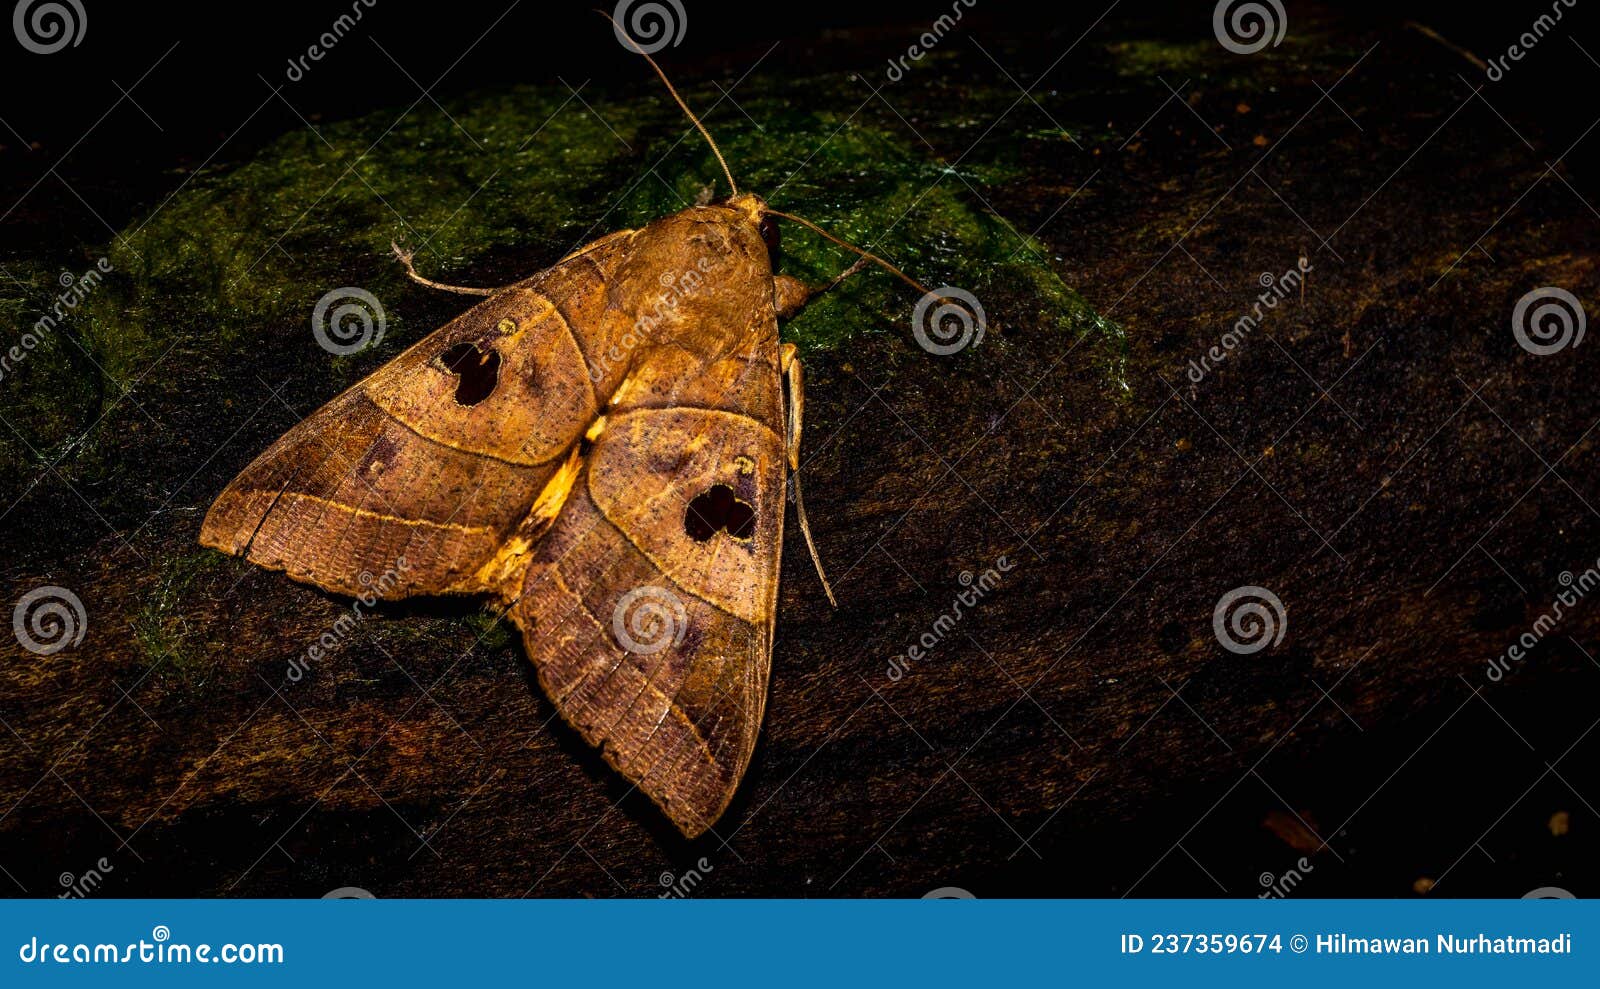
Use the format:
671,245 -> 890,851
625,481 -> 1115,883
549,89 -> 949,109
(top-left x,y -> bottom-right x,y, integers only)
0,66 -> 1124,494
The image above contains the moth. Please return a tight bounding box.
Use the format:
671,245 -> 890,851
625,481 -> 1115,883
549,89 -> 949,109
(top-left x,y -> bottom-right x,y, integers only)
201,29 -> 950,838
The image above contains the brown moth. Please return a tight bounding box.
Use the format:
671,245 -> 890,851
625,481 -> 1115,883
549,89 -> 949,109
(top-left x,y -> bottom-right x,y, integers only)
200,30 -> 948,837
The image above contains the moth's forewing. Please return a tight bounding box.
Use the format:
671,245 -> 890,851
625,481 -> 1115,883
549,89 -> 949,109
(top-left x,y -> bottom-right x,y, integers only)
198,241 -> 630,598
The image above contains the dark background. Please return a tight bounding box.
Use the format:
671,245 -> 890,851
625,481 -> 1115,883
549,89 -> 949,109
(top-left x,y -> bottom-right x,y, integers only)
3,1 -> 1597,253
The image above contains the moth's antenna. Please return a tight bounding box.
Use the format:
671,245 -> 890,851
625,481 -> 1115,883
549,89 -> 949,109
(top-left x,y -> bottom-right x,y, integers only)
765,208 -> 942,302
598,8 -> 739,196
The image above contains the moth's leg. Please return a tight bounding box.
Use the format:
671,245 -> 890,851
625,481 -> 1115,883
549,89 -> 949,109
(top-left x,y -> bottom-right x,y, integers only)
782,343 -> 837,607
390,241 -> 501,297
779,343 -> 802,470
774,276 -> 810,320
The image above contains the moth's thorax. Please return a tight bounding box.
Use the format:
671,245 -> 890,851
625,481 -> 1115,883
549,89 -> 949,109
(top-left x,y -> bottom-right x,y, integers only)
611,201 -> 777,351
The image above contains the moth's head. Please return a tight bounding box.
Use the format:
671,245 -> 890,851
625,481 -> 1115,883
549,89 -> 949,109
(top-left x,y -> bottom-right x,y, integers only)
611,13 -> 945,329
723,191 -> 768,222
717,192 -> 780,266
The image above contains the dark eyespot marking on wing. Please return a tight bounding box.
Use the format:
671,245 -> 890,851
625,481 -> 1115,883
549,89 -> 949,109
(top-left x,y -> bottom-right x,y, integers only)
438,342 -> 502,406
685,483 -> 755,542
